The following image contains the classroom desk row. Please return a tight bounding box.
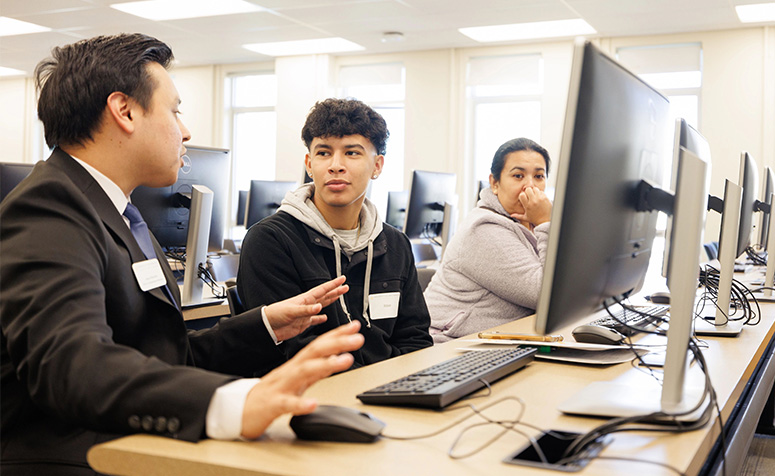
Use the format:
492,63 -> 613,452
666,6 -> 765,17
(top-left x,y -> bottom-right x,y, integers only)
89,297 -> 775,476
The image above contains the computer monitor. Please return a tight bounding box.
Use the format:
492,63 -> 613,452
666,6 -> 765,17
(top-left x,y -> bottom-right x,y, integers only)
244,180 -> 297,228
130,146 -> 230,253
403,170 -> 457,241
385,190 -> 408,231
736,152 -> 759,258
535,40 -> 669,335
236,190 -> 248,227
684,120 -> 744,336
0,162 -> 35,202
539,39 -> 709,420
757,166 -> 773,250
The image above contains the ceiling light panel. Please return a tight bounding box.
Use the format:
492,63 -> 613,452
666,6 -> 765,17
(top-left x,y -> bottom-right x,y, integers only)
459,18 -> 596,42
243,38 -> 365,56
0,17 -> 51,36
736,3 -> 775,23
110,0 -> 264,21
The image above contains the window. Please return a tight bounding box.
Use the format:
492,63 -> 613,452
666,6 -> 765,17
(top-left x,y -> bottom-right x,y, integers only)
465,54 -> 543,207
617,43 -> 702,131
616,43 -> 702,234
617,43 -> 703,231
338,63 -> 405,217
224,72 -> 277,237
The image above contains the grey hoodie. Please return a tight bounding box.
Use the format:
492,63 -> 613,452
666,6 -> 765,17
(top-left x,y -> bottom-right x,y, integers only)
423,187 -> 550,343
278,183 -> 383,327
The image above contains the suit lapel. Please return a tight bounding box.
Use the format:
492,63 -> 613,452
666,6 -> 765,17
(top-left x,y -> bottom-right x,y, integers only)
50,150 -> 181,311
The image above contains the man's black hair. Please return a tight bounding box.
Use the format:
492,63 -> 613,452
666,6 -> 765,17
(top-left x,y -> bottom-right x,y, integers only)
301,98 -> 389,155
35,33 -> 173,148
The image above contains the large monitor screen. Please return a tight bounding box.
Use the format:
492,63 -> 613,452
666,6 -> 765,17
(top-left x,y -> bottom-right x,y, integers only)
244,180 -> 297,228
736,151 -> 758,258
535,40 -> 672,335
131,146 -> 230,252
403,170 -> 457,241
758,166 -> 774,250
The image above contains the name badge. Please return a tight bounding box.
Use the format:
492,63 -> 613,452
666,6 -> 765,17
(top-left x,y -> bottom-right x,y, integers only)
132,259 -> 167,292
368,292 -> 400,320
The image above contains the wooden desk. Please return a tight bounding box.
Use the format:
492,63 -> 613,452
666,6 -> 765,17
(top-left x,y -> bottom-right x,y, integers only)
181,301 -> 229,321
88,305 -> 775,476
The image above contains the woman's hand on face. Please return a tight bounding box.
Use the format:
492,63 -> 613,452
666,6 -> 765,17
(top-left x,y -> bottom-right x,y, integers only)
511,186 -> 552,226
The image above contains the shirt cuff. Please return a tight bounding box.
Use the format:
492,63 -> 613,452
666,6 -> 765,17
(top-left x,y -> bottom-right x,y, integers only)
261,306 -> 283,345
205,378 -> 261,440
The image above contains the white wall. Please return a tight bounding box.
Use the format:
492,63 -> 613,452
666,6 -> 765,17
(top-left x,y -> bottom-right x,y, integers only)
274,54 -> 335,182
169,65 -> 217,148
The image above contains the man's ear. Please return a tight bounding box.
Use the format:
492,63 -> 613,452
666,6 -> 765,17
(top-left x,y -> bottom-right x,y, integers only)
304,154 -> 313,179
373,154 -> 384,177
105,91 -> 135,134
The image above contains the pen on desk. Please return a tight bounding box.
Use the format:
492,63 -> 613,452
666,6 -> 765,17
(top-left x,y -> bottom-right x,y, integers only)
477,332 -> 564,342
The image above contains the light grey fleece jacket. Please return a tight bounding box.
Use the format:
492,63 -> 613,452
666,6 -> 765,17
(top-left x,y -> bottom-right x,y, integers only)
423,187 -> 550,343
277,183 -> 383,327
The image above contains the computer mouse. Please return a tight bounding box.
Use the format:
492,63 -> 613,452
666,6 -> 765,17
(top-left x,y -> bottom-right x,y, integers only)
648,291 -> 671,305
571,325 -> 626,345
289,405 -> 385,443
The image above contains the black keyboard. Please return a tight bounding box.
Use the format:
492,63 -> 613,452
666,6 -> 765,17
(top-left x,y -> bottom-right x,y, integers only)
584,304 -> 669,337
356,347 -> 537,409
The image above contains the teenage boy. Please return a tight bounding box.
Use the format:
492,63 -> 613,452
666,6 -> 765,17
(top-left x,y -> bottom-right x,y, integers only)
0,34 -> 363,475
238,98 -> 432,368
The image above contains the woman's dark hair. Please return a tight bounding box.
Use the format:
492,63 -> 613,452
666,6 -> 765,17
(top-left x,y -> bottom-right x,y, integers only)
35,33 -> 173,148
301,98 -> 389,155
490,137 -> 551,180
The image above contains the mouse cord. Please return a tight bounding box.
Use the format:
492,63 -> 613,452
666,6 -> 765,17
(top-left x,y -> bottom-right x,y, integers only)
380,390 -> 552,463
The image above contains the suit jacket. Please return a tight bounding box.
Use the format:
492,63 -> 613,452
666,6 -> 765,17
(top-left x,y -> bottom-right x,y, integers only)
0,149 -> 283,475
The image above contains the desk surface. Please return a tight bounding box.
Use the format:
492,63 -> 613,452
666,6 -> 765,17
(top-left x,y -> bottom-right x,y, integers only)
88,302 -> 775,476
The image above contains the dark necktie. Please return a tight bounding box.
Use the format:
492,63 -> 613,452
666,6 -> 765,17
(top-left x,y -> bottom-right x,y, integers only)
123,203 -> 179,309
123,203 -> 157,261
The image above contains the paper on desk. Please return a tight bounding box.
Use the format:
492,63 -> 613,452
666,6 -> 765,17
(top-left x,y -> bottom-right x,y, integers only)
457,339 -> 657,365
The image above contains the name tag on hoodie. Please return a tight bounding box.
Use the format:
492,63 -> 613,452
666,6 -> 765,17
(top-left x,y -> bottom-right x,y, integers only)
368,292 -> 400,320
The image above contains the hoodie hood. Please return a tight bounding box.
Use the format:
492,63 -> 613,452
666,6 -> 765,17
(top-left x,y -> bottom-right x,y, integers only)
278,182 -> 383,327
477,186 -> 511,217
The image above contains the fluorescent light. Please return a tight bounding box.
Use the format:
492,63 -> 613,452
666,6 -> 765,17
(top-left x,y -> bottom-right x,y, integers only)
243,38 -> 365,57
0,17 -> 51,37
459,18 -> 596,42
0,66 -> 27,77
736,3 -> 775,23
110,0 -> 264,21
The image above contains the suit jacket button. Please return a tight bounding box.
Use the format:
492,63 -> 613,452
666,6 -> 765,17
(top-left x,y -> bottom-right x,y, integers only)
141,415 -> 154,432
154,417 -> 168,433
128,415 -> 141,430
382,282 -> 388,288
167,417 -> 181,433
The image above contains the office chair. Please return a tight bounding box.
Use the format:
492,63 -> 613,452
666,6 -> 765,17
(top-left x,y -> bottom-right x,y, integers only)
704,241 -> 720,260
416,267 -> 436,292
226,285 -> 246,316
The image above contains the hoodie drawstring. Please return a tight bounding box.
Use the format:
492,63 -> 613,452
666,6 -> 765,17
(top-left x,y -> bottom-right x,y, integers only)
332,236 -> 353,324
333,235 -> 374,328
362,239 -> 374,328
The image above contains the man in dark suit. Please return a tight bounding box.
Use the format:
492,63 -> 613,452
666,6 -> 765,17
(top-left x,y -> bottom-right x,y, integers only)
0,33 -> 364,475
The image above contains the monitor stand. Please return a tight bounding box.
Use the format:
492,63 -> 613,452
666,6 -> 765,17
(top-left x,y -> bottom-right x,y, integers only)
749,195 -> 775,302
696,180 -> 743,336
181,185 -> 213,307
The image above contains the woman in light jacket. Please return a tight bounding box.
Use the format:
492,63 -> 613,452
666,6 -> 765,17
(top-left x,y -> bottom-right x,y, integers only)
424,138 -> 552,343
